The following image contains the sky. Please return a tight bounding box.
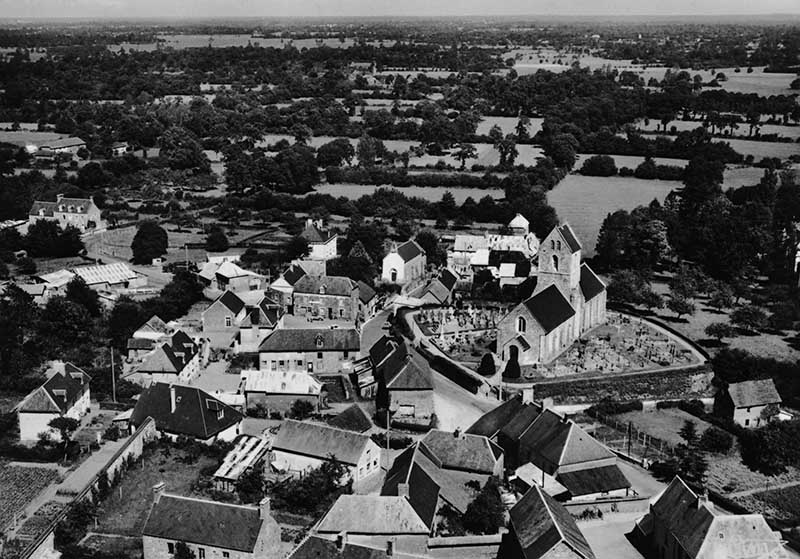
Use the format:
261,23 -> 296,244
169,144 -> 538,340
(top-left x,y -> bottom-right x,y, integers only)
1,0 -> 800,19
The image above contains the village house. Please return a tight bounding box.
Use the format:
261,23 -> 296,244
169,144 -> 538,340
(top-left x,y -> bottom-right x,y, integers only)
258,328 -> 360,374
300,218 -> 338,261
419,269 -> 459,305
327,403 -> 374,433
126,315 -> 172,360
143,484 -> 281,559
130,383 -> 243,444
212,435 -> 270,492
240,368 -> 324,415
357,335 -> 398,398
270,419 -> 381,482
267,264 -> 307,313
500,484 -> 597,559
234,297 -> 284,353
357,280 -> 378,320
634,477 -> 786,559
28,194 -> 106,232
374,340 -> 435,425
292,275 -> 360,320
288,535 -> 422,559
714,378 -> 783,428
133,330 -> 203,386
420,429 -> 504,477
110,141 -> 129,157
37,137 -> 86,155
381,239 -> 426,286
16,362 -> 91,442
197,259 -> 268,294
201,291 -> 249,349
467,390 -> 631,502
497,224 -> 606,368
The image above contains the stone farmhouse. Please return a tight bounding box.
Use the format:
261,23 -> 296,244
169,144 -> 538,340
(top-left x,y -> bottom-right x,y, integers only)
292,275 -> 360,321
497,223 -> 606,368
258,328 -> 361,374
201,291 -> 282,350
16,362 -> 91,442
143,484 -> 281,559
714,378 -> 783,428
133,330 -> 203,386
240,368 -> 323,415
197,259 -> 267,295
372,339 -> 435,424
28,194 -> 106,232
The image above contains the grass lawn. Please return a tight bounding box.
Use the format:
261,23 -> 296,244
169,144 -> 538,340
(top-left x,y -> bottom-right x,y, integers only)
708,455 -> 800,495
614,408 -> 713,446
94,445 -> 218,537
645,280 -> 800,362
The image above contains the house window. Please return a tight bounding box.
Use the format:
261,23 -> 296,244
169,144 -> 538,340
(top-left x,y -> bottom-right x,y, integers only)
745,419 -> 750,426
167,543 -> 175,554
517,317 -> 526,333
225,316 -> 232,327
550,240 -> 555,250
279,360 -> 285,368
223,554 -> 229,559
271,361 -> 277,370
198,548 -> 205,559
315,334 -> 324,348
557,240 -> 561,251
552,255 -> 559,271
343,351 -> 349,359
339,309 -> 344,318
296,360 -> 303,367
317,352 -> 323,359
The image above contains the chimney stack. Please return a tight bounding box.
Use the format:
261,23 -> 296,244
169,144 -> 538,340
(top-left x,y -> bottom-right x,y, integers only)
521,388 -> 534,405
542,397 -> 554,410
259,497 -> 271,520
170,385 -> 177,413
152,482 -> 165,504
336,531 -> 347,551
397,483 -> 410,499
453,428 -> 461,439
56,193 -> 64,203
697,488 -> 712,510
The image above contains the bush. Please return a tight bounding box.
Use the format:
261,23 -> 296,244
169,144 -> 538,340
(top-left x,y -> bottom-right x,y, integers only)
371,432 -> 413,450
579,154 -> 617,177
619,166 -> 634,177
477,353 -> 496,377
586,399 -> 643,417
699,427 -> 734,453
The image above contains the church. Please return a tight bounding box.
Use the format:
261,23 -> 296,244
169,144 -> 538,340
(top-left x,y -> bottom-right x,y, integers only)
497,223 -> 607,367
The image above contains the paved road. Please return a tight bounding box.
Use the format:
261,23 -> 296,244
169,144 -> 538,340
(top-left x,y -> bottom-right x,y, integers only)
361,309 -> 391,352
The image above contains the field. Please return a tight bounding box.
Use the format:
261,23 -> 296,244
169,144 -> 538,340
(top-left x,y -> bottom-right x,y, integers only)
475,116 -> 544,137
637,119 -> 800,140
614,408 -> 713,446
645,280 -> 800,361
110,34 -> 388,52
93,445 -> 217,537
0,130 -> 68,147
312,182 -> 503,204
0,464 -> 61,532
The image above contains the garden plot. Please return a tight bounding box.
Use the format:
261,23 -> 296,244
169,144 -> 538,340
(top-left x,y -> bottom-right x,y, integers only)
0,464 -> 60,532
613,408 -> 713,447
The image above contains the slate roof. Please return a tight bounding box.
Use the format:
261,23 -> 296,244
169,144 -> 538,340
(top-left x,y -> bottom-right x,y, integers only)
396,239 -> 425,262
29,201 -> 57,218
420,429 -> 502,474
127,338 -> 156,351
327,404 -> 373,433
557,223 -> 582,253
316,495 -> 430,535
29,195 -> 92,217
556,465 -> 631,497
381,445 -> 440,528
294,275 -> 357,297
283,265 -> 307,286
241,370 -> 323,396
357,281 -> 376,304
130,383 -> 243,440
288,536 -> 420,559
522,285 -> 576,334
271,419 -> 372,466
300,222 -> 334,244
509,485 -> 595,559
466,393 -> 527,438
368,336 -> 398,368
644,477 -> 786,559
18,364 -> 91,414
241,298 -> 282,328
141,315 -> 169,334
214,290 -> 246,315
438,269 -> 458,291
727,379 -> 782,408
138,330 -> 198,375
143,494 -> 266,552
375,342 -> 433,391
579,264 -> 605,302
258,328 -> 360,353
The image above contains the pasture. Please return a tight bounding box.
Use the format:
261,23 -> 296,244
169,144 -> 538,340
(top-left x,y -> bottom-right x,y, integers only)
0,130 -> 68,147
614,408 -> 713,446
637,119 -> 800,140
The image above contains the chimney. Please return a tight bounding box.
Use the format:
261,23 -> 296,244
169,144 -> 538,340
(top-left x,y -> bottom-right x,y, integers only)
521,388 -> 534,405
397,483 -> 410,499
697,488 -> 712,510
336,531 -> 347,551
56,193 -> 64,203
305,218 -> 313,228
152,482 -> 165,504
170,385 -> 176,413
386,539 -> 395,557
453,428 -> 461,439
542,397 -> 554,410
259,497 -> 271,520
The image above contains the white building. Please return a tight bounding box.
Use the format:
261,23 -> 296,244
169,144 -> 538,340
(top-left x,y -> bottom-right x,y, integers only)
381,239 -> 426,285
300,218 -> 338,261
16,362 -> 91,441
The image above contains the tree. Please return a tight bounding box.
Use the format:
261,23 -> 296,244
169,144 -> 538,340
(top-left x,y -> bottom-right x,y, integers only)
708,284 -> 735,310
579,155 -> 617,177
291,123 -> 313,145
290,399 -> 315,420
503,355 -> 521,379
414,229 -> 444,267
284,236 -> 309,261
705,322 -> 736,343
699,427 -> 733,453
159,126 -> 210,173
26,220 -> 84,258
174,542 -> 196,559
357,135 -> 385,167
673,420 -> 708,484
108,296 -> 144,348
236,459 -> 266,503
16,255 -> 37,275
65,276 -> 101,317
205,226 -> 229,252
730,305 -> 767,333
131,220 -> 168,264
317,138 -> 355,167
760,403 -> 780,424
462,477 -> 504,535
667,295 -> 696,320
477,353 -> 496,377
678,420 -> 699,447
49,416 -> 80,461
495,135 -> 518,169
454,143 -> 477,170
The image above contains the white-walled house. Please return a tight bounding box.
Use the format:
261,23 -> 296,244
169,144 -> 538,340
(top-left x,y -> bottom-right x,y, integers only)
715,378 -> 783,428
270,420 -> 381,482
17,362 -> 91,442
300,219 -> 338,261
381,239 -> 426,285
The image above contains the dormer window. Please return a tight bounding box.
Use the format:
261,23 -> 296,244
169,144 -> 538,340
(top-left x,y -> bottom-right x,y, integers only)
67,205 -> 75,212
39,209 -> 46,216
77,206 -> 84,212
319,285 -> 326,295
59,205 -> 65,212
315,334 -> 324,348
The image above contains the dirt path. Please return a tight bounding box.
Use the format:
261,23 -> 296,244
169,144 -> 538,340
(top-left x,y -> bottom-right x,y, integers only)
728,479 -> 800,498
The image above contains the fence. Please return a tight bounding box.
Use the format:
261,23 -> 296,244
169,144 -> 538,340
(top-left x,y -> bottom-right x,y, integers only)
18,417 -> 157,559
592,412 -> 677,463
